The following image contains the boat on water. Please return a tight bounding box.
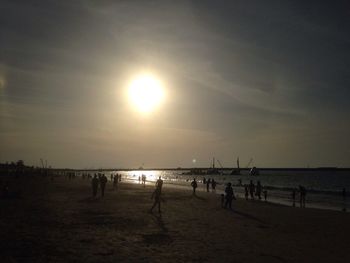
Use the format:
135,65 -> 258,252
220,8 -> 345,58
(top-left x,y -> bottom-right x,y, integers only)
249,166 -> 259,176
206,158 -> 222,175
181,168 -> 205,175
230,157 -> 241,175
181,158 -> 223,175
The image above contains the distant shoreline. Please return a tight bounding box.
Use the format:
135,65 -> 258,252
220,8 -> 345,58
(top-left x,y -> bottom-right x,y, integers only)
49,167 -> 350,172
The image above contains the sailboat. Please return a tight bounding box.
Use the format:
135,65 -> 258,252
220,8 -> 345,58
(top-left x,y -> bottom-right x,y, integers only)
231,157 -> 241,175
206,157 -> 222,175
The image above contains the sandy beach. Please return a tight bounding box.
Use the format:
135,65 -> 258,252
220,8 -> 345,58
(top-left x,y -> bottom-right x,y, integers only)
1,175 -> 349,263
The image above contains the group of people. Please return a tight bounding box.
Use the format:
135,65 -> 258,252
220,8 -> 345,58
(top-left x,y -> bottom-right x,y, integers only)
190,177 -> 219,195
190,178 -> 236,209
91,173 -> 108,198
91,173 -> 122,198
138,174 -> 147,187
88,172 -> 347,213
202,177 -> 217,192
291,186 -> 307,208
112,173 -> 122,190
244,180 -> 267,201
190,178 -> 267,209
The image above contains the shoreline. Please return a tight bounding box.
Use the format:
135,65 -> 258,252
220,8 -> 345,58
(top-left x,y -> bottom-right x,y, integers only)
120,177 -> 349,213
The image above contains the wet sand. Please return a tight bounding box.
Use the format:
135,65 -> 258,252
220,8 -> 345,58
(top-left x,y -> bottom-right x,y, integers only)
1,176 -> 349,262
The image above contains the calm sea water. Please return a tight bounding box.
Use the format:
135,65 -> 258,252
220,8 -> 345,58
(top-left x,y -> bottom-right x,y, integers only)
85,169 -> 350,212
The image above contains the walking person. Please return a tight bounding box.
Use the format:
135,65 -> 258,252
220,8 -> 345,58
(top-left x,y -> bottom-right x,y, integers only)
92,174 -> 99,198
150,176 -> 164,213
191,178 -> 198,195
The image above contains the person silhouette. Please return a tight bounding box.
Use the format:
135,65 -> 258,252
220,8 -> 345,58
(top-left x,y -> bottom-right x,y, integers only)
113,174 -> 118,190
206,178 -> 211,192
299,185 -> 306,208
150,177 -> 164,213
142,174 -> 147,187
92,175 -> 99,197
224,182 -> 236,209
211,179 -> 217,192
191,178 -> 198,195
244,185 -> 249,200
249,180 -> 255,200
221,194 -> 225,207
263,190 -> 267,201
342,188 -> 346,212
292,188 -> 296,207
100,174 -> 107,197
155,176 -> 163,190
256,181 -> 262,200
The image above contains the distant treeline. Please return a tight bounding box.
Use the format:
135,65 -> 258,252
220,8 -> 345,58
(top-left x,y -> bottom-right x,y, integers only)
0,160 -> 60,177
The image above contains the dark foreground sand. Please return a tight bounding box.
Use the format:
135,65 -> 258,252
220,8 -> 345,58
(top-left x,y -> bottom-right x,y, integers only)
1,176 -> 349,263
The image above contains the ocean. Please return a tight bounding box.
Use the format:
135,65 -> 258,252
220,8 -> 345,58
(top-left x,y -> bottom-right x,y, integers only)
83,169 -> 350,212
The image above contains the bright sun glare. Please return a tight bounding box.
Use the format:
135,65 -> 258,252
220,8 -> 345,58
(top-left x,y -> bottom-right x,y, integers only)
128,74 -> 164,114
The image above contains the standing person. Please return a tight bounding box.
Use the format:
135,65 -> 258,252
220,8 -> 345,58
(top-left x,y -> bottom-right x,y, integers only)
191,178 -> 198,195
150,176 -> 164,213
299,185 -> 306,208
244,185 -> 249,200
263,190 -> 267,201
224,182 -> 236,209
110,174 -> 113,181
138,176 -> 141,184
142,174 -> 146,187
206,178 -> 211,192
249,180 -> 255,200
203,177 -> 206,185
92,174 -> 99,198
211,179 -> 217,192
119,174 -> 122,182
113,174 -> 118,190
256,181 -> 262,200
100,174 -> 107,197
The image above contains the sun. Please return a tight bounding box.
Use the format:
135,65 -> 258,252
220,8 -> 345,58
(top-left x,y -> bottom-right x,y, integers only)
128,74 -> 165,114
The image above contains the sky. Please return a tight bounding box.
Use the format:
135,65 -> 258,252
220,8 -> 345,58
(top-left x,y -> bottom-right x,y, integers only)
1,0 -> 349,169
